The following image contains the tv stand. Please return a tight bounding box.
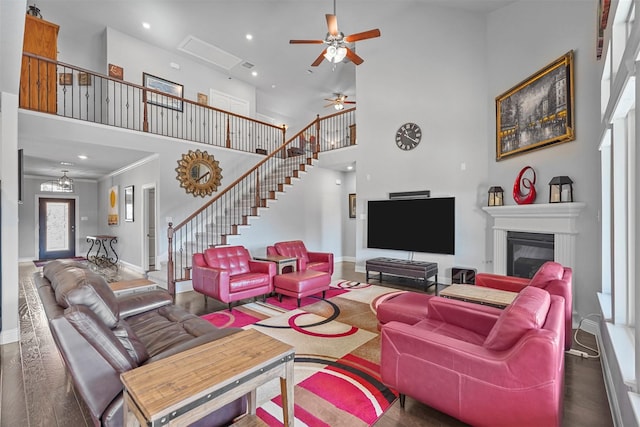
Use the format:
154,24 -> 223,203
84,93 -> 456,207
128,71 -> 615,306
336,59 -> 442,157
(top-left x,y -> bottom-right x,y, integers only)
366,257 -> 439,295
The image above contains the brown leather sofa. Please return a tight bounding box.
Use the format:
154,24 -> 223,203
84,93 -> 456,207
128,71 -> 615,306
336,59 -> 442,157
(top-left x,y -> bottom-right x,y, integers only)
35,259 -> 246,427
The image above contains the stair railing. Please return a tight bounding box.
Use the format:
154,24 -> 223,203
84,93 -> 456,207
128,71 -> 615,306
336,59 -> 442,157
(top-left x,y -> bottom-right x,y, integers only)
20,53 -> 284,153
167,108 -> 356,295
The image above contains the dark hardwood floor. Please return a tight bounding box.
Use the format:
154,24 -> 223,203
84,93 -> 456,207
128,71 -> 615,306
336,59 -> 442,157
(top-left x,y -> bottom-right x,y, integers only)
0,262 -> 613,426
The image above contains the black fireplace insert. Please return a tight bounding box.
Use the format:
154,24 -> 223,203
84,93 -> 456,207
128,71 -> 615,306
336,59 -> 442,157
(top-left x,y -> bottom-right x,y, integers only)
507,231 -> 554,278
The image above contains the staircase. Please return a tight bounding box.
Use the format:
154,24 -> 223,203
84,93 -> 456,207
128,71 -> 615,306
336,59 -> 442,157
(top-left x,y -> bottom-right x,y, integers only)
17,54 -> 356,292
159,121 -> 349,295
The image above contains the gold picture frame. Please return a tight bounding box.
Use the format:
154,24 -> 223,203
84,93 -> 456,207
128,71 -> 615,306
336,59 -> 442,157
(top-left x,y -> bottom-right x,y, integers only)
78,72 -> 91,86
197,92 -> 208,105
349,193 -> 356,218
495,50 -> 575,161
58,72 -> 73,85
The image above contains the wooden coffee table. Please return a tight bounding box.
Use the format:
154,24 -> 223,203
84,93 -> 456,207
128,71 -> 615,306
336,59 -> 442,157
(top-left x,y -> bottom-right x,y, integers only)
120,328 -> 295,427
440,284 -> 518,308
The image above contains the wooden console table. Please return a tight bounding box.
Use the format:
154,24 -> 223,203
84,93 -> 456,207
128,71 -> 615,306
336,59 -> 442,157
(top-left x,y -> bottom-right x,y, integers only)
440,284 -> 518,308
120,328 -> 295,427
366,257 -> 439,295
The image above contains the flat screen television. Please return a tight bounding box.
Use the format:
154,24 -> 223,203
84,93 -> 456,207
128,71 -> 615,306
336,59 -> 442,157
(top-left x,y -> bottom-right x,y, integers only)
367,197 -> 455,254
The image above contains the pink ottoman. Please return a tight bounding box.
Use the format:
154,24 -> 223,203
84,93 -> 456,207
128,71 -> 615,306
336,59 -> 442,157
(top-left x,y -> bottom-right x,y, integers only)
376,291 -> 433,328
274,270 -> 331,307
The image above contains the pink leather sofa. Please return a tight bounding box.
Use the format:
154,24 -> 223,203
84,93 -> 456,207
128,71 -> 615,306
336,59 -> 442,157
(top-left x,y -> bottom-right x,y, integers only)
266,240 -> 334,275
381,286 -> 565,427
192,245 -> 275,310
475,261 -> 572,350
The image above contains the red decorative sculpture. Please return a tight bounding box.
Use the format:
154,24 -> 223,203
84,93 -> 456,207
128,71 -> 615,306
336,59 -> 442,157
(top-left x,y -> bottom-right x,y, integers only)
513,166 -> 537,205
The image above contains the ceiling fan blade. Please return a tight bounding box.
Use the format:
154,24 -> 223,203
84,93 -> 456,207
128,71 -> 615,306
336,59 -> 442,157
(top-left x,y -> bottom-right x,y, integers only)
311,49 -> 327,66
345,47 -> 364,65
344,101 -> 356,104
326,14 -> 339,36
324,103 -> 335,108
344,28 -> 381,43
290,39 -> 325,44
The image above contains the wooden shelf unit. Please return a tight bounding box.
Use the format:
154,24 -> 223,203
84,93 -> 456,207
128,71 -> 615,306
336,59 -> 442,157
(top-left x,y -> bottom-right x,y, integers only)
20,14 -> 59,113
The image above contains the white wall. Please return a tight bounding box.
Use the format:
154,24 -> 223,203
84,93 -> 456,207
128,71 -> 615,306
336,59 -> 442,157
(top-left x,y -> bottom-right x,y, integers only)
18,177 -> 99,260
486,1 -> 601,317
355,3 -> 491,283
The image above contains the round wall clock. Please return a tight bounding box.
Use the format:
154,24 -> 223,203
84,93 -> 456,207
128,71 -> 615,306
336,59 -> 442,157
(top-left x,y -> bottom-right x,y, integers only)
175,149 -> 223,197
395,122 -> 422,150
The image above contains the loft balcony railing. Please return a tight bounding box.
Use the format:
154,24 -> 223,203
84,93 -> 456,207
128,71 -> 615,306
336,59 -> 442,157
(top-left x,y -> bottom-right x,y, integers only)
167,108 -> 356,295
19,53 -> 357,295
20,53 -> 285,153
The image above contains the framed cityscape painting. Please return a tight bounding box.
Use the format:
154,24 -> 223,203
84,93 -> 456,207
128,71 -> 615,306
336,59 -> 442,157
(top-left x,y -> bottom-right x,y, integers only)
496,50 -> 575,161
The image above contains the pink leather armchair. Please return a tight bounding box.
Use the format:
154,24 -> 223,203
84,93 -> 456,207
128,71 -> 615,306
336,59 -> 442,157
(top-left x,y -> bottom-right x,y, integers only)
475,261 -> 572,350
381,286 -> 565,427
192,245 -> 275,311
266,240 -> 334,276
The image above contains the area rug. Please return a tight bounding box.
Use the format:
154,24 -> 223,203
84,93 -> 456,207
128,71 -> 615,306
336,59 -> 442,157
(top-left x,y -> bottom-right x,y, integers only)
202,279 -> 401,426
33,256 -> 86,268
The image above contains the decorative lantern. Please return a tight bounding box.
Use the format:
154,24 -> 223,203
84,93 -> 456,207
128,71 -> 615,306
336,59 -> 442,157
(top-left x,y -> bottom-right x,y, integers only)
548,176 -> 573,203
488,186 -> 504,206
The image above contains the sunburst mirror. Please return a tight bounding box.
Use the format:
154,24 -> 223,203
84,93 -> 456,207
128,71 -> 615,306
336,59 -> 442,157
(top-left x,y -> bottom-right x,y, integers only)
175,149 -> 223,197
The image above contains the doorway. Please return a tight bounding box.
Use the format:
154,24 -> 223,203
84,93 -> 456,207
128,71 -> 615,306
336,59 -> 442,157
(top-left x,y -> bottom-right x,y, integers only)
38,197 -> 76,260
142,185 -> 157,271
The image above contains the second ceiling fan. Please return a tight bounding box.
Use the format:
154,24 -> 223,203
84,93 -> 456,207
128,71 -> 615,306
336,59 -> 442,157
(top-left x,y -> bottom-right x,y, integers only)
325,93 -> 355,110
289,1 -> 381,66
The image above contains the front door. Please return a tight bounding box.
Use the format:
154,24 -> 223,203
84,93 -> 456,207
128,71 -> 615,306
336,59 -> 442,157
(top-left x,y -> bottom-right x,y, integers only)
38,197 -> 76,260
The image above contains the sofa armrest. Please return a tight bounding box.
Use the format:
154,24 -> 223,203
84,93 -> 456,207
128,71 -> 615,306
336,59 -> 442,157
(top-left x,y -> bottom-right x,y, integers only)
117,290 -> 173,319
426,297 -> 501,337
192,264 -> 229,300
248,259 -> 276,276
307,251 -> 333,263
475,273 -> 529,292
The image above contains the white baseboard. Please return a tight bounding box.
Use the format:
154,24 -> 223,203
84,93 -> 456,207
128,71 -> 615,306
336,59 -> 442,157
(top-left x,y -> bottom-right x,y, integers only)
0,327 -> 20,344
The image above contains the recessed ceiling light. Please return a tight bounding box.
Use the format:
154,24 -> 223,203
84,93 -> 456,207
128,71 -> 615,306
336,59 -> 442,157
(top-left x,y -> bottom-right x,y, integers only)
271,84 -> 276,89
251,71 -> 258,77
142,22 -> 151,30
60,161 -> 74,166
347,165 -> 353,170
246,34 -> 253,40
77,155 -> 88,160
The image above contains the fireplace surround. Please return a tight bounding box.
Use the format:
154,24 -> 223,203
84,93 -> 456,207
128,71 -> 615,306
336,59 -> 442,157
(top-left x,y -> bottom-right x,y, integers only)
482,202 -> 586,276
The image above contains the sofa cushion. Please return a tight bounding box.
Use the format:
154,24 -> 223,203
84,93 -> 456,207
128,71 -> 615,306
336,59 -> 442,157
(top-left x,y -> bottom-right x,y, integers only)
484,286 -> 551,351
43,259 -> 88,288
54,267 -> 119,328
64,305 -> 137,373
529,261 -> 564,288
112,321 -> 149,364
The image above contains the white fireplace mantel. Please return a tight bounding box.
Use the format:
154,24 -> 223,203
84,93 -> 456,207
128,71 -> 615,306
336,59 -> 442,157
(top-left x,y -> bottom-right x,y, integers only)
482,202 -> 586,275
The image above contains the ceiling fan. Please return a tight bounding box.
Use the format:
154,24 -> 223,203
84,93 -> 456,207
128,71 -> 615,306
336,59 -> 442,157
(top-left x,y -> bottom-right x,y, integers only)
289,0 -> 381,66
324,93 -> 356,110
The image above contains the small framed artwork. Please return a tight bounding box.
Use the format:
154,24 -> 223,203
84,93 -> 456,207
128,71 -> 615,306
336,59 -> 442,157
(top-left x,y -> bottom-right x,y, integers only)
143,72 -> 184,112
108,64 -> 123,80
495,50 -> 575,161
197,92 -> 208,105
124,186 -> 134,222
78,72 -> 91,86
108,186 -> 119,226
349,193 -> 356,218
58,72 -> 73,85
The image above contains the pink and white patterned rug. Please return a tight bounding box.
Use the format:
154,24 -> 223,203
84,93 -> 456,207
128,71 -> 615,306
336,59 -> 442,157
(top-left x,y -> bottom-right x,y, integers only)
201,279 -> 402,426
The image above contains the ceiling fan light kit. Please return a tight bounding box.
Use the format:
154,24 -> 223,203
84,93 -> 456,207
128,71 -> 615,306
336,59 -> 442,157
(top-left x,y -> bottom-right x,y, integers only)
289,0 -> 380,67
